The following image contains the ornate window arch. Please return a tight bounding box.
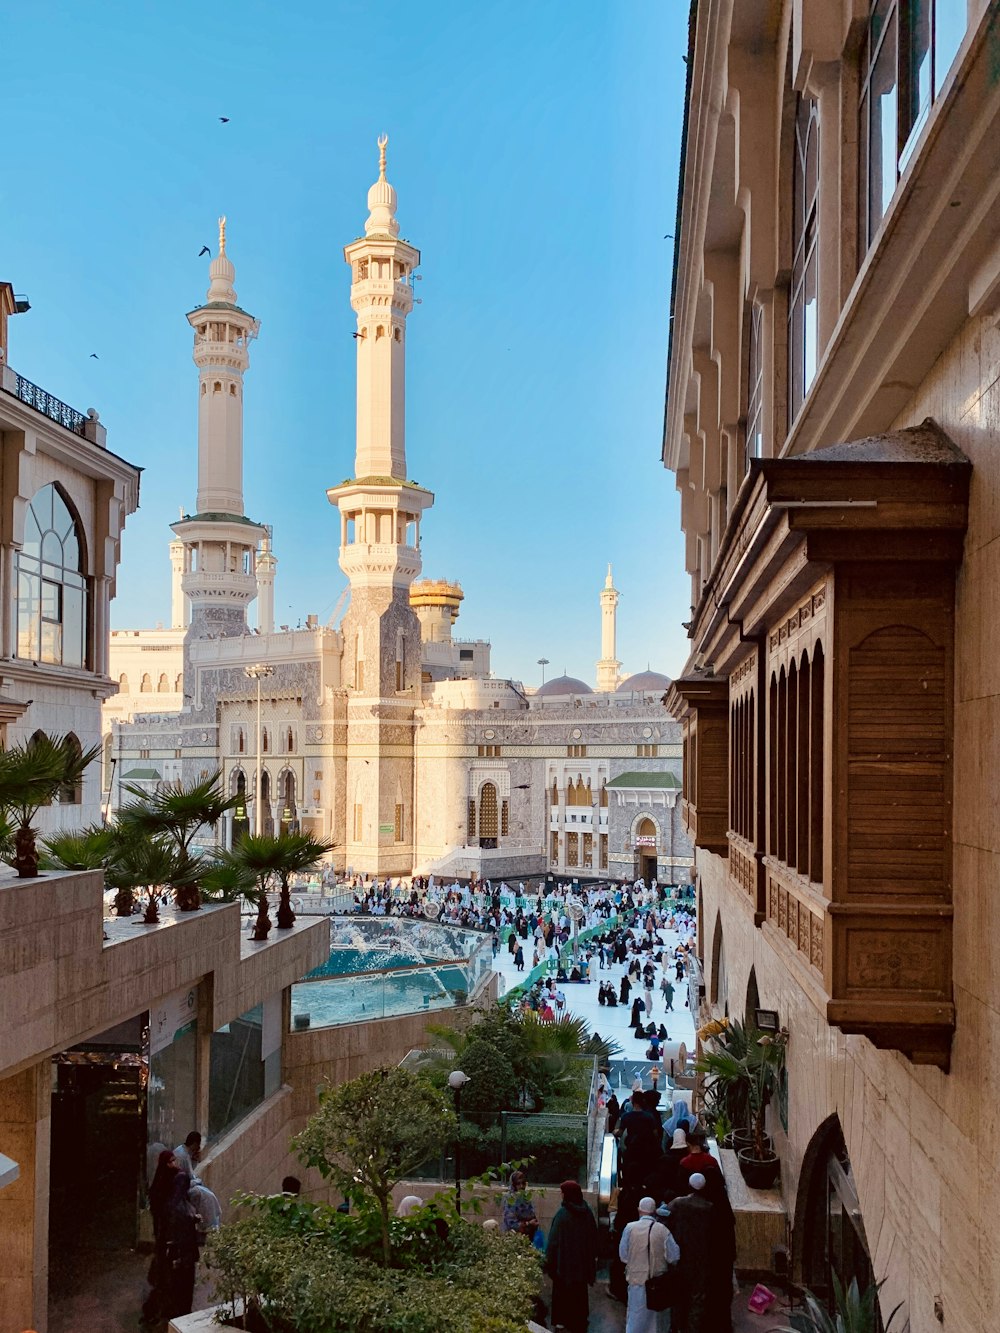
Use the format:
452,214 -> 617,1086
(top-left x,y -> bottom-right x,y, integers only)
16,483 -> 88,668
59,732 -> 83,805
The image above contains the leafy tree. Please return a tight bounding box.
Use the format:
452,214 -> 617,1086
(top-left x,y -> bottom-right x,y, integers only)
292,1066 -> 457,1268
0,733 -> 99,877
118,771 -> 238,910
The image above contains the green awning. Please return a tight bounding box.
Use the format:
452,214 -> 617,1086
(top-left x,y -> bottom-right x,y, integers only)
606,771 -> 681,790
122,767 -> 162,780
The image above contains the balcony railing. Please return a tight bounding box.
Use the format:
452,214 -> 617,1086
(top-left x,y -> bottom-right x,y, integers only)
13,374 -> 87,436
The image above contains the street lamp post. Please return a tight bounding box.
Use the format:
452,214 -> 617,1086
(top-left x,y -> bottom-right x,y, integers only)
448,1070 -> 470,1214
245,663 -> 274,836
537,658 -> 549,686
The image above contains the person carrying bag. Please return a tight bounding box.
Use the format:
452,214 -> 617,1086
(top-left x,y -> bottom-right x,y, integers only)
618,1196 -> 680,1332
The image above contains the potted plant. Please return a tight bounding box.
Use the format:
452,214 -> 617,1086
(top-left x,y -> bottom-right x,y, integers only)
771,1273 -> 903,1332
216,831 -> 332,939
735,1030 -> 785,1188
695,1021 -> 785,1188
0,732 -> 99,877
118,771 -> 239,911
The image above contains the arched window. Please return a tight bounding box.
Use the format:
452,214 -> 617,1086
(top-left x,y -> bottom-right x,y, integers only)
237,728 -> 245,754
286,727 -> 294,753
141,673 -> 152,693
600,780 -> 608,808
157,673 -> 170,693
551,779 -> 558,807
788,94 -> 820,424
118,673 -> 129,693
59,733 -> 83,805
16,484 -> 88,668
262,727 -> 269,753
710,912 -> 727,1008
174,673 -> 183,692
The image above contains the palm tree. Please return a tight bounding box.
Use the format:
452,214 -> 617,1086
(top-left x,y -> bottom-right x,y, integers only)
42,825 -> 126,910
105,826 -> 202,925
223,832 -> 332,939
0,733 -> 99,877
118,771 -> 239,910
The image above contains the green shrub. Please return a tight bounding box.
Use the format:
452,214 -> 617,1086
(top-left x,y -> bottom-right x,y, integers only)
206,1196 -> 543,1333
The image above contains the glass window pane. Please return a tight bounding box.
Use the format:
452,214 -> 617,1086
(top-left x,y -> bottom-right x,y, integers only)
934,0 -> 966,95
41,578 -> 61,621
208,1005 -> 265,1140
900,0 -> 933,168
22,509 -> 42,555
148,1023 -> 198,1169
63,586 -> 85,669
803,254 -> 818,396
41,620 -> 62,664
869,11 -> 898,240
17,569 -> 39,659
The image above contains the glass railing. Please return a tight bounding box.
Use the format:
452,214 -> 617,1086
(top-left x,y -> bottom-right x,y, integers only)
409,1110 -> 592,1187
290,960 -> 479,1031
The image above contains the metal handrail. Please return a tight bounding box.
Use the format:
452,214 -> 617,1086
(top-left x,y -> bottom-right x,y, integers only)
12,374 -> 87,435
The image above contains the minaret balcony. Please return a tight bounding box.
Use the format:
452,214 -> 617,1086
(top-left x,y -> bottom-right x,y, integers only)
181,570 -> 258,604
339,542 -> 422,587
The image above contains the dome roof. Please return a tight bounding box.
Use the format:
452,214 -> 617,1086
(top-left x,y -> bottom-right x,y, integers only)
616,670 -> 672,693
535,674 -> 594,697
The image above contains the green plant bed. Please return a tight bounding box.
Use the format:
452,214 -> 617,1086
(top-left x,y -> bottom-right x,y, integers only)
207,1197 -> 544,1333
502,1121 -> 587,1185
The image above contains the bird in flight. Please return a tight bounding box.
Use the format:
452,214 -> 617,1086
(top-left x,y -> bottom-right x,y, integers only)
219,116 -> 230,123
664,233 -> 674,240
89,353 -> 99,359
199,246 -> 211,257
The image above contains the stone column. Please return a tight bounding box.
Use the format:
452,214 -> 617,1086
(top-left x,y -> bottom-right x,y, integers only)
0,1061 -> 51,1333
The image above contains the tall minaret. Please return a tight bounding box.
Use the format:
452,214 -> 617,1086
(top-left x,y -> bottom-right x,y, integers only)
596,564 -> 622,692
169,539 -> 188,628
328,137 -> 434,874
172,217 -> 265,641
256,527 -> 277,634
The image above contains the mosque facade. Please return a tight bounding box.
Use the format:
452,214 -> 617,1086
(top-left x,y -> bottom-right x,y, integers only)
105,144 -> 693,886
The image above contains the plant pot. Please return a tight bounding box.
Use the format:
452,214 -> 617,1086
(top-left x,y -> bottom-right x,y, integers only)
731,1128 -> 771,1154
737,1147 -> 780,1190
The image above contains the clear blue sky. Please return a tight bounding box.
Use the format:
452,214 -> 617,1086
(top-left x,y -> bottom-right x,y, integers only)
4,0 -> 692,686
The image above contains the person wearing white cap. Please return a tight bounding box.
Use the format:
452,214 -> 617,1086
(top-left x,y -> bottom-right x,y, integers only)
617,1195 -> 680,1332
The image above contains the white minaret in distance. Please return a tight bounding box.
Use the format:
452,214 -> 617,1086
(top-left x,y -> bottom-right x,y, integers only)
596,564 -> 622,692
256,526 -> 277,634
172,217 -> 265,640
328,136 -> 434,874
169,539 -> 188,628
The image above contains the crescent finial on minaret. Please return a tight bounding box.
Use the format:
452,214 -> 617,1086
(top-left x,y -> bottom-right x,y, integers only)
218,215 -> 227,256
378,133 -> 388,178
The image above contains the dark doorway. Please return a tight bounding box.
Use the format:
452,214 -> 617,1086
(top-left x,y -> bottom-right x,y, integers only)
639,852 -> 657,883
232,770 -> 250,846
49,1049 -> 144,1305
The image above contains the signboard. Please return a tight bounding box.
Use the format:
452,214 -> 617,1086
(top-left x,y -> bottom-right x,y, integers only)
378,823 -> 394,833
635,835 -> 657,847
150,985 -> 198,1055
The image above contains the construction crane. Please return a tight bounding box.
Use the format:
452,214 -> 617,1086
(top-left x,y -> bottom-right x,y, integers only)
326,585 -> 350,629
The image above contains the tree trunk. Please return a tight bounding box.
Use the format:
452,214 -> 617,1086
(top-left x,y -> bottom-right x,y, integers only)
276,875 -> 295,929
379,1195 -> 391,1268
252,885 -> 272,940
